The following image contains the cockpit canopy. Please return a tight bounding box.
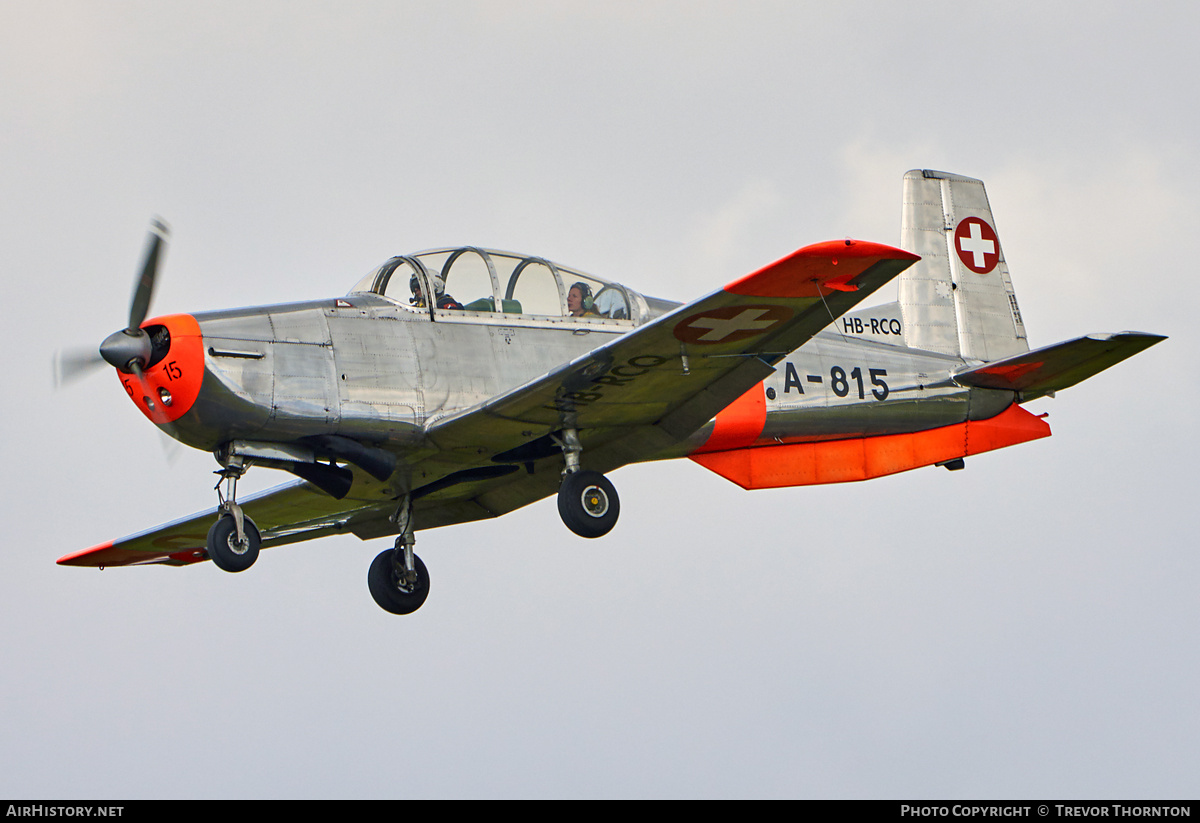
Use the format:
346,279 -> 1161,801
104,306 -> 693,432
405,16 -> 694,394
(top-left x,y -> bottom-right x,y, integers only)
350,247 -> 675,324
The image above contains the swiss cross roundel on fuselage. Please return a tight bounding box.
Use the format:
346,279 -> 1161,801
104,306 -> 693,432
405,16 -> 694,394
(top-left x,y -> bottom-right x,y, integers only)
954,216 -> 1000,274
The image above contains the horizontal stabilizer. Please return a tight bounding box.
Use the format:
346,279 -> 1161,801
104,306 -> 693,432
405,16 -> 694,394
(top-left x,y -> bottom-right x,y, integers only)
953,332 -> 1165,400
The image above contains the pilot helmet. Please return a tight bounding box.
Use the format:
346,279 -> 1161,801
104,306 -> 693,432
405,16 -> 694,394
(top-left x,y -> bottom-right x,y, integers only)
410,273 -> 446,303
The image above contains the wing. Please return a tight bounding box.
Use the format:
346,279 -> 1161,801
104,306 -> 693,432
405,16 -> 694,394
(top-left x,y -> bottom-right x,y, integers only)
57,479 -> 391,567
952,332 -> 1166,400
426,239 -> 920,461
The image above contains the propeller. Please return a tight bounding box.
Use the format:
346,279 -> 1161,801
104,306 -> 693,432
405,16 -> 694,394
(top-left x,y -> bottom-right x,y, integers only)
100,218 -> 170,373
53,219 -> 171,388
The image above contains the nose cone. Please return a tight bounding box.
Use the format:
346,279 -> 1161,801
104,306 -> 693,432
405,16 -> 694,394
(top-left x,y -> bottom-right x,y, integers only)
113,314 -> 205,425
99,328 -> 152,372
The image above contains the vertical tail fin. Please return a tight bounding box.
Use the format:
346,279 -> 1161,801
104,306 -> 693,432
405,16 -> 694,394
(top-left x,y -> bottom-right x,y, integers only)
899,169 -> 1028,361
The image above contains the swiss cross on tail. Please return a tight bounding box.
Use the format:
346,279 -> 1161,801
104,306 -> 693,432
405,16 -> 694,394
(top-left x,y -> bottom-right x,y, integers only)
954,216 -> 1000,274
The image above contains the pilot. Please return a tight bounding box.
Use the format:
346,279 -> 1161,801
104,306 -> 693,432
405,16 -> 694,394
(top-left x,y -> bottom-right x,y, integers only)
567,281 -> 597,317
410,273 -> 462,310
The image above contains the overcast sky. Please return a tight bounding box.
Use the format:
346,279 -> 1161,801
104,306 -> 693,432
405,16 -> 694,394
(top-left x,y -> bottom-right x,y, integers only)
2,1 -> 1197,799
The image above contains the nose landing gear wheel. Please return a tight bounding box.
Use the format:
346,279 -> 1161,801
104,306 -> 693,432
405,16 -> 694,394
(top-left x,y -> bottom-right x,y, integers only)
206,514 -> 261,572
368,549 -> 430,615
558,470 -> 620,538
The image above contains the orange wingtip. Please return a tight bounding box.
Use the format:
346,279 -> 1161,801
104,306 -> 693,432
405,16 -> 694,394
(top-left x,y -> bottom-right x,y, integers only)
57,541 -> 205,567
724,239 -> 919,299
57,541 -> 114,566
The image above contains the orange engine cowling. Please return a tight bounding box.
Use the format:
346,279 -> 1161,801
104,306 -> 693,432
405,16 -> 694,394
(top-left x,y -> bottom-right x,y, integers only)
117,313 -> 204,424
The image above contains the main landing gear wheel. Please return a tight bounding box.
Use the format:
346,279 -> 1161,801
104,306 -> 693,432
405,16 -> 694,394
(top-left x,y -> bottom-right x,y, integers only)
558,469 -> 620,538
207,514 -> 261,572
368,549 -> 430,615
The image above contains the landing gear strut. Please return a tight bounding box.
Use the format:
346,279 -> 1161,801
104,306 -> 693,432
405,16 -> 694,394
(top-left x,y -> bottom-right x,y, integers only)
367,495 -> 430,615
207,452 -> 261,572
554,427 -> 620,538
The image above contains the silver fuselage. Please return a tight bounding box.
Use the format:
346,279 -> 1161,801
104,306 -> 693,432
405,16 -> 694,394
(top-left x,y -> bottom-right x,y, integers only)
166,295 -> 1006,467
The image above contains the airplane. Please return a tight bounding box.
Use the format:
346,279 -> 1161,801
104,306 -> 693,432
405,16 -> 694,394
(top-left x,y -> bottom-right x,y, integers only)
55,170 -> 1165,615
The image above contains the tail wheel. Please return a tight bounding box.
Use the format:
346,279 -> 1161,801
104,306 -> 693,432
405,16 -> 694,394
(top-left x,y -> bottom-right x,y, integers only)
207,514 -> 260,572
558,470 -> 620,538
368,549 -> 430,615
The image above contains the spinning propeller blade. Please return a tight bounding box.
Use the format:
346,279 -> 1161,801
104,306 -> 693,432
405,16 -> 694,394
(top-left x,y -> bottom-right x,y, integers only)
128,218 -> 169,333
52,346 -> 107,387
94,218 -> 169,373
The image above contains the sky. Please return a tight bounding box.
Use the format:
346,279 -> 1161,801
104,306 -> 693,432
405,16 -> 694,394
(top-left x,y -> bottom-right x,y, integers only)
2,1 -> 1197,799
